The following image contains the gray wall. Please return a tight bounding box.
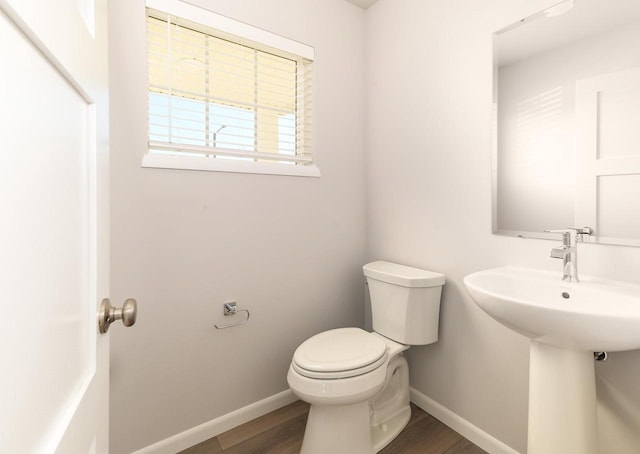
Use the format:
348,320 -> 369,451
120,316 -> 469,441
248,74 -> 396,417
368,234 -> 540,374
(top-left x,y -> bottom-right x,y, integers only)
108,0 -> 366,452
365,0 -> 640,452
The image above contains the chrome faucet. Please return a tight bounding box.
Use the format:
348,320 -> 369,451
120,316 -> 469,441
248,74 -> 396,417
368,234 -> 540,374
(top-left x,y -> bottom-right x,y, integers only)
545,227 -> 593,282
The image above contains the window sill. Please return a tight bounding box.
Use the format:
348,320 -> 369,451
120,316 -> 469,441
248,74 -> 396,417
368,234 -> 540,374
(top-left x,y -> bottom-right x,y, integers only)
141,153 -> 321,178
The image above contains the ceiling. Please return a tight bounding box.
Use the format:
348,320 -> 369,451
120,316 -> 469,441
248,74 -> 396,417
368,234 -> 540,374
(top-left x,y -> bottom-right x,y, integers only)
345,0 -> 379,9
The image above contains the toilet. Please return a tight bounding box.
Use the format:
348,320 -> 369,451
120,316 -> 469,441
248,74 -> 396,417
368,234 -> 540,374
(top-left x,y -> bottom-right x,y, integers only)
287,261 -> 445,454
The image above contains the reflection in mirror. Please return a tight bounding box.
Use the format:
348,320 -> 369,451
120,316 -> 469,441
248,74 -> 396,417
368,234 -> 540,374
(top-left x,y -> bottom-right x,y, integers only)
493,0 -> 640,246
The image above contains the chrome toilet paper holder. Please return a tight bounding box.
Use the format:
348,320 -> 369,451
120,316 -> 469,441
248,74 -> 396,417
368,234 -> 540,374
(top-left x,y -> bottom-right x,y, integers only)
214,301 -> 250,329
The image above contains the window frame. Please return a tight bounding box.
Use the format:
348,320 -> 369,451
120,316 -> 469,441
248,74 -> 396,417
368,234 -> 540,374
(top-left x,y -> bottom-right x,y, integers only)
143,0 -> 319,177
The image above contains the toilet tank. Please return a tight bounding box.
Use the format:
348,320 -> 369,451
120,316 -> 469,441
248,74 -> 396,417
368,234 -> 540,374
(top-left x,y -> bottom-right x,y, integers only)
363,261 -> 445,345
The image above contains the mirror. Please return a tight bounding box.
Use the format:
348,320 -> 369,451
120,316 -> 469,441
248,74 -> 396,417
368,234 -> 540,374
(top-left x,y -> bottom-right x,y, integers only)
493,0 -> 640,246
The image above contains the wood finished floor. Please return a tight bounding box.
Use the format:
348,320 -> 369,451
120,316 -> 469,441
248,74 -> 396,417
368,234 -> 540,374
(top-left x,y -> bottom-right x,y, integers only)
179,401 -> 488,454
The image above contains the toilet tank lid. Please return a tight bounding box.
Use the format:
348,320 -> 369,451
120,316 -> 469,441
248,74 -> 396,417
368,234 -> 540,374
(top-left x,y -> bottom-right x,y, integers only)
363,261 -> 445,288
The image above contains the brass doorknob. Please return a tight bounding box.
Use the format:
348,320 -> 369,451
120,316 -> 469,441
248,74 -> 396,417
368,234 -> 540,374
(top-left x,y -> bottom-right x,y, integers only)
98,298 -> 137,334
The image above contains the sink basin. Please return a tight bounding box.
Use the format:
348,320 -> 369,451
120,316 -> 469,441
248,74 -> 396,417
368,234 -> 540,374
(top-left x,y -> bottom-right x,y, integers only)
464,266 -> 640,454
464,266 -> 640,352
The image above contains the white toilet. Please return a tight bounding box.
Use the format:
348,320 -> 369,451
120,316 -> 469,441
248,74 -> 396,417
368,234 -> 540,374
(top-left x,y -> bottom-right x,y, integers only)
287,261 -> 445,454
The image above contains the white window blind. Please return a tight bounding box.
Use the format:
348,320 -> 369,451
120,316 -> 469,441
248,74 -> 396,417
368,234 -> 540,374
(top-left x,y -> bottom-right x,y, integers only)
145,3 -> 315,174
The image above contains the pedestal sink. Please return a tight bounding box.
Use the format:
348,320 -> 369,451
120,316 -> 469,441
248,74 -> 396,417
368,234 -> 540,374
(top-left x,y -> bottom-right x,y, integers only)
464,266 -> 640,454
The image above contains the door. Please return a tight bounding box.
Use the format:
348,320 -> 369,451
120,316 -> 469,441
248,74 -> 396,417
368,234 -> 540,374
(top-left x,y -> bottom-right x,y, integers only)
0,0 -> 110,452
575,68 -> 640,244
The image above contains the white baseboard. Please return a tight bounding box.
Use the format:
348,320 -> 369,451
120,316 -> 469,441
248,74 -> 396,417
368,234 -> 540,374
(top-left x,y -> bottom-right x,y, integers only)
132,389 -> 298,454
409,387 -> 521,454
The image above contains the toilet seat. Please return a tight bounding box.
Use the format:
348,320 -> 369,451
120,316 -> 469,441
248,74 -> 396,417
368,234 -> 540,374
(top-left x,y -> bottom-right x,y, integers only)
292,328 -> 388,379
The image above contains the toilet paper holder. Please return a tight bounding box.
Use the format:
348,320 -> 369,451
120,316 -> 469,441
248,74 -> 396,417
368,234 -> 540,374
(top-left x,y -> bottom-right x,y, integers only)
214,301 -> 250,329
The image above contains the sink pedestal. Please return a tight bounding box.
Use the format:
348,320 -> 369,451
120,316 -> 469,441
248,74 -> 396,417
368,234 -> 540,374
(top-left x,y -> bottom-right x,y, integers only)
528,341 -> 598,454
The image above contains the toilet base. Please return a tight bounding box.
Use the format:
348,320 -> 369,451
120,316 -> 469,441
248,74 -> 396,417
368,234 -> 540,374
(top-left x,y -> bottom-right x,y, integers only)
371,354 -> 411,452
301,401 -> 373,454
372,404 -> 411,452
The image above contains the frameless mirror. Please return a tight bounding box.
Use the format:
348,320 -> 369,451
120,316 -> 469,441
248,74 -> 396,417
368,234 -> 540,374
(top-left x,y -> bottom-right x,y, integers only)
493,0 -> 640,246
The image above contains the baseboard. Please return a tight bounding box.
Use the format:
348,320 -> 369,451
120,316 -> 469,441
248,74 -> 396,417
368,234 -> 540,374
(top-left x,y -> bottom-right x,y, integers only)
409,387 -> 521,454
132,389 -> 298,454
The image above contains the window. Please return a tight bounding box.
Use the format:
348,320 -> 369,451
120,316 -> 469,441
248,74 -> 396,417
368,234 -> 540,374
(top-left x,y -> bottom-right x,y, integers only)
144,0 -> 318,177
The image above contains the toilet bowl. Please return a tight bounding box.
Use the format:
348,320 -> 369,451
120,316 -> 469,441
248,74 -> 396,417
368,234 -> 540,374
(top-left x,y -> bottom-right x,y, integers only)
287,261 -> 445,454
287,328 -> 410,454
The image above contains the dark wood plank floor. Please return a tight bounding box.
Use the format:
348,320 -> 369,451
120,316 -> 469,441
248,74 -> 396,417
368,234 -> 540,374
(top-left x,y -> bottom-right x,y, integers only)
180,401 -> 488,454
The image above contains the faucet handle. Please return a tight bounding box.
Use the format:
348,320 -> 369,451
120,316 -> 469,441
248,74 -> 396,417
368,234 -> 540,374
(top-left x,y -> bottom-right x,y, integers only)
568,226 -> 593,241
545,227 -> 593,245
